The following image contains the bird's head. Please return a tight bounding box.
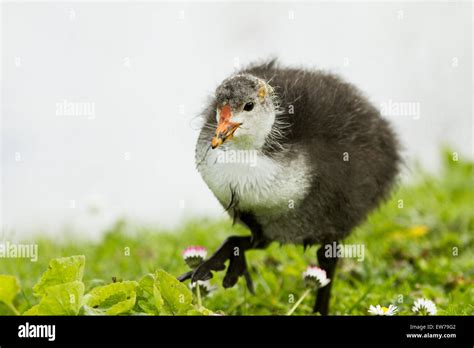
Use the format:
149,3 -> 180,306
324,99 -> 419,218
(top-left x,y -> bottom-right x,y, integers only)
211,74 -> 276,150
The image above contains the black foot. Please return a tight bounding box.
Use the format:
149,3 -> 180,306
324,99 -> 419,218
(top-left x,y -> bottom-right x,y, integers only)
178,236 -> 255,293
314,241 -> 339,315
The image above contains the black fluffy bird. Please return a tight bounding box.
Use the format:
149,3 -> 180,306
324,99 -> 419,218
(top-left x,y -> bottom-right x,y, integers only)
179,60 -> 400,314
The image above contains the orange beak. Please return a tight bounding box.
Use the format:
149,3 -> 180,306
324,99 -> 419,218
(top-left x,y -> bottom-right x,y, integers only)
211,104 -> 241,149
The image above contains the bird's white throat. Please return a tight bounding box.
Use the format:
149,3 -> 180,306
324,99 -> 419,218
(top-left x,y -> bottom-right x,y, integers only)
197,144 -> 311,213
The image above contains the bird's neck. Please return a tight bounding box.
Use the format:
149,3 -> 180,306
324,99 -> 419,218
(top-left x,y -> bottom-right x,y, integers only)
231,135 -> 265,151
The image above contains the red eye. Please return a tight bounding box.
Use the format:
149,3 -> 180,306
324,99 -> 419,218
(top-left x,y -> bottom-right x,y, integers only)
243,102 -> 254,111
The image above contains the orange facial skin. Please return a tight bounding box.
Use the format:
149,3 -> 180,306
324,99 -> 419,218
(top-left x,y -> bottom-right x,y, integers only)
211,104 -> 241,149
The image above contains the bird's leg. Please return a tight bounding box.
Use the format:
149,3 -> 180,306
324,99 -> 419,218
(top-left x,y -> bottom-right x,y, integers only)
178,236 -> 267,293
313,242 -> 339,315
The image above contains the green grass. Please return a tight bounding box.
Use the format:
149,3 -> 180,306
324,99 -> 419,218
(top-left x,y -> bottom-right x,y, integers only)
1,150 -> 473,315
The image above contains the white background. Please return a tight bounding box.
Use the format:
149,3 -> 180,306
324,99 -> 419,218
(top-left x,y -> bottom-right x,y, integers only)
1,1 -> 472,239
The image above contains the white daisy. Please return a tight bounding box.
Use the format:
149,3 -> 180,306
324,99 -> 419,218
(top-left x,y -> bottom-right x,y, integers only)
190,280 -> 216,297
182,246 -> 207,268
302,266 -> 331,289
368,304 -> 398,316
412,298 -> 437,315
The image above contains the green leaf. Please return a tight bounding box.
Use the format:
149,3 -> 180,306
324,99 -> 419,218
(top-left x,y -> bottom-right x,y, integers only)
136,299 -> 157,315
33,255 -> 85,297
186,308 -> 204,316
24,281 -> 84,315
137,273 -> 155,298
23,304 -> 40,315
152,283 -> 172,315
135,274 -> 159,315
154,269 -> 193,315
0,275 -> 20,305
186,307 -> 215,316
83,281 -> 138,315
